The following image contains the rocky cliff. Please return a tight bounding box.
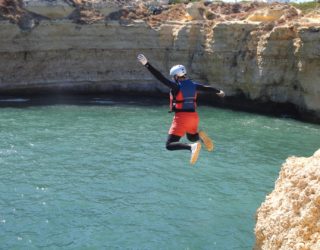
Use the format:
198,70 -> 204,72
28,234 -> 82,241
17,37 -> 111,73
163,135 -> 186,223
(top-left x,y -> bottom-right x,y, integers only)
255,149 -> 320,250
0,0 -> 319,121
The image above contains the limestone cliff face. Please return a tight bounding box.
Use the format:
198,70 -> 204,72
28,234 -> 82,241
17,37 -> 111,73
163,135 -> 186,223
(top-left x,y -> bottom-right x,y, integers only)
254,149 -> 320,250
0,20 -> 161,93
0,1 -> 319,121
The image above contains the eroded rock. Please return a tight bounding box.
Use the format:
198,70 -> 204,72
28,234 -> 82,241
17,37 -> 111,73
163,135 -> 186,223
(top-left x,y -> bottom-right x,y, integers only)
23,0 -> 75,19
255,149 -> 320,250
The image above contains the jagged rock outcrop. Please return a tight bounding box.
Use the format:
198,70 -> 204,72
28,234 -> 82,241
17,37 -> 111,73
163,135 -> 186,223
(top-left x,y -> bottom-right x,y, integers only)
23,0 -> 75,19
247,4 -> 300,22
0,0 -> 319,121
255,149 -> 320,250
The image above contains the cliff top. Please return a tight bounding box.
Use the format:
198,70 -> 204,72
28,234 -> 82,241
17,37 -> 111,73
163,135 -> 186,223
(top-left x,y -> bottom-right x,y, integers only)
0,0 -> 319,29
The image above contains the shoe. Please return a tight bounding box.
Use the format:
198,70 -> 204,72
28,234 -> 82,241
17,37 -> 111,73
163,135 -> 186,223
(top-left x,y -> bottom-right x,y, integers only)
190,142 -> 201,165
199,130 -> 214,152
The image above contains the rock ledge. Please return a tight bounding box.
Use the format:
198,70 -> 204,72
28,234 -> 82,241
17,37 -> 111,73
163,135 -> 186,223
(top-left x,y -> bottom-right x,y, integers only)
255,149 -> 320,250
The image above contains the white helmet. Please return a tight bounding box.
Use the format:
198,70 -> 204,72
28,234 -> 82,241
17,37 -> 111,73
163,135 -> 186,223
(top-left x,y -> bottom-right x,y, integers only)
169,65 -> 187,77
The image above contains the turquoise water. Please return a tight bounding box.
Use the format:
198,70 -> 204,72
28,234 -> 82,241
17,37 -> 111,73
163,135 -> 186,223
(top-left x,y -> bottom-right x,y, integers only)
0,99 -> 319,249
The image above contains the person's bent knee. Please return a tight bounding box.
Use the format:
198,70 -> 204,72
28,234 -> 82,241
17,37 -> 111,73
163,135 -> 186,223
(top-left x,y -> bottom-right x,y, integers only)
166,143 -> 174,151
187,133 -> 199,142
166,134 -> 181,151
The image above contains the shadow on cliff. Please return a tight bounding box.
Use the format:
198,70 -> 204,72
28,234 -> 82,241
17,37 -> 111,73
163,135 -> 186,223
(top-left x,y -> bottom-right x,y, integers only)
0,90 -> 317,124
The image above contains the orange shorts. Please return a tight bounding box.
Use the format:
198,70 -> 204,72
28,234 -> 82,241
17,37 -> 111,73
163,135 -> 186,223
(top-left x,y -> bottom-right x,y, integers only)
169,112 -> 199,137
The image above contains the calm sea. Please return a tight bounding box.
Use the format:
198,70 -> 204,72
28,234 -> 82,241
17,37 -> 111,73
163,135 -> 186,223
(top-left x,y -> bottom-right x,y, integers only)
0,97 -> 319,249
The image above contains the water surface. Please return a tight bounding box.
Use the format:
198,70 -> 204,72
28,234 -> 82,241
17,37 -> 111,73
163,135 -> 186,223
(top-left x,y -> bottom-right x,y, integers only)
0,99 -> 319,249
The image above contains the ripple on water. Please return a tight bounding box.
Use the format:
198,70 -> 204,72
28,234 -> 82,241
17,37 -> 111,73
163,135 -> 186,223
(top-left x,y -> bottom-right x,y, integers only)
0,98 -> 29,102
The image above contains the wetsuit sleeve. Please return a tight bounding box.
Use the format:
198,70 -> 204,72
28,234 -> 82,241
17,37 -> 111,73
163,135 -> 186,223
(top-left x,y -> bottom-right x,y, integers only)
144,62 -> 179,91
195,83 -> 220,94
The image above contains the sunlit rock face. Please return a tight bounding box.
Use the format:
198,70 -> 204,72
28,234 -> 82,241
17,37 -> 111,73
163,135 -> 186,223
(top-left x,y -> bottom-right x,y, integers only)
255,149 -> 320,250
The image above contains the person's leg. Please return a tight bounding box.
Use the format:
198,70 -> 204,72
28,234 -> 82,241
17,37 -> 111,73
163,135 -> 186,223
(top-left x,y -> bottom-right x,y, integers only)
186,133 -> 199,142
199,131 -> 214,151
166,113 -> 201,164
184,112 -> 199,142
166,134 -> 191,151
166,134 -> 201,165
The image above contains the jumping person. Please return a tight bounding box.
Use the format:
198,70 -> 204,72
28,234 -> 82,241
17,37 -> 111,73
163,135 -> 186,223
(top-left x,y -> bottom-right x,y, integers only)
137,54 -> 225,165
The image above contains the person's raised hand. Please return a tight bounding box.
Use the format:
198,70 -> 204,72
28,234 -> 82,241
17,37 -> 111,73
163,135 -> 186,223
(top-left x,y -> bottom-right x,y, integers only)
137,54 -> 148,65
217,90 -> 225,98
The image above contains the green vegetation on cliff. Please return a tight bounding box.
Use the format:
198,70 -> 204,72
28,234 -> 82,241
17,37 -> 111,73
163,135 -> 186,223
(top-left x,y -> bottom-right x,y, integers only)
291,1 -> 320,13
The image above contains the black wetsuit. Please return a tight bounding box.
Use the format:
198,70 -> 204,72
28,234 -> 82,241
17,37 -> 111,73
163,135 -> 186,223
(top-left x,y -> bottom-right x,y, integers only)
145,63 -> 220,98
144,62 -> 220,151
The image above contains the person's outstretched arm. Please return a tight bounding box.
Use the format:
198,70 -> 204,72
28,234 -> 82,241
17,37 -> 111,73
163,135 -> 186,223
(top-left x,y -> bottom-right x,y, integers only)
137,54 -> 178,91
196,83 -> 225,97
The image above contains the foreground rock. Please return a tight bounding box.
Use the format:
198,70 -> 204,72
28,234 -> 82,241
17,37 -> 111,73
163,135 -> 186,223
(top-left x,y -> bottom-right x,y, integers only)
255,149 -> 320,250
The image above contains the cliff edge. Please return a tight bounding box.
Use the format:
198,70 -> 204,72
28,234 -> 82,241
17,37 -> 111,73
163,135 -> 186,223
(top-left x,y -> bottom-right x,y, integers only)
255,149 -> 320,250
0,0 -> 319,121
